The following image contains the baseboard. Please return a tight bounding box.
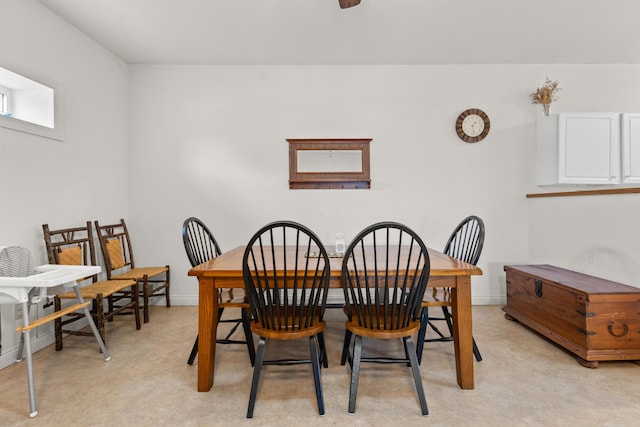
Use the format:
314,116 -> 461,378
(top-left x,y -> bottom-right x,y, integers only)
0,330 -> 55,370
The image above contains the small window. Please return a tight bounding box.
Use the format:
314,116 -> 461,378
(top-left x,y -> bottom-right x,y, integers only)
0,64 -> 64,141
0,89 -> 8,114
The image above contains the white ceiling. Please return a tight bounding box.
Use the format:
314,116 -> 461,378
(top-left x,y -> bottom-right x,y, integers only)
38,0 -> 640,65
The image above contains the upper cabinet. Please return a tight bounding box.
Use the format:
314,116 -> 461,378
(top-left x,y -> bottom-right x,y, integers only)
536,112 -> 632,186
621,113 -> 640,184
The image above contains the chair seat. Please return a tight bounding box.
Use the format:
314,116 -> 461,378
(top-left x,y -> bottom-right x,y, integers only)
57,279 -> 136,300
251,313 -> 326,340
345,318 -> 421,339
343,305 -> 421,337
422,287 -> 451,307
111,266 -> 168,281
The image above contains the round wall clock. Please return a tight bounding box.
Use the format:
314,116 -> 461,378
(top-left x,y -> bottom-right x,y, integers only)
455,108 -> 490,143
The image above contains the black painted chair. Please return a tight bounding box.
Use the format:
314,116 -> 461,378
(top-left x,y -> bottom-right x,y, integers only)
243,221 -> 330,418
416,215 -> 485,364
340,221 -> 430,415
182,217 -> 255,366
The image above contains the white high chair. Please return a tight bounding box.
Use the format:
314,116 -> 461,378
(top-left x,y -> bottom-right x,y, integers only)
0,246 -> 111,417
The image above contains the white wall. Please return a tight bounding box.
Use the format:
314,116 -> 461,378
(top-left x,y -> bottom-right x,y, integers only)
128,64 -> 537,307
0,0 -> 129,367
128,64 -> 640,310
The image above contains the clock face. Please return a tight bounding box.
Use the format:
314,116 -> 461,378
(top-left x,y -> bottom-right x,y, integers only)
461,114 -> 485,137
455,108 -> 490,143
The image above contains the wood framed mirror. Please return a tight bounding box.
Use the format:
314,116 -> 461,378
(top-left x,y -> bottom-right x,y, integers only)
287,138 -> 371,189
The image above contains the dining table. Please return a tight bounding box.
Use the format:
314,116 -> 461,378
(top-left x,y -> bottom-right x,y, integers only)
188,245 -> 483,392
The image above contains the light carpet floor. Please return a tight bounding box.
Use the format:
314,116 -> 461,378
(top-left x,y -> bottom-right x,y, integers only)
1,305 -> 639,426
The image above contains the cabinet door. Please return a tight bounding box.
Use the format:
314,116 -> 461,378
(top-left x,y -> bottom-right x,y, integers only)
558,113 -> 620,184
622,113 -> 640,184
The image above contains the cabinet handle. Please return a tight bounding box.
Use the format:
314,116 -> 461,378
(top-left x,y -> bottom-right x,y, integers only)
534,278 -> 543,298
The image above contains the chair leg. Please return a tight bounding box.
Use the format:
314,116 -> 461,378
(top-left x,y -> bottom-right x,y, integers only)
348,334 -> 363,413
309,335 -> 325,415
95,294 -> 106,346
472,337 -> 483,362
443,307 -> 483,362
142,275 -> 150,323
317,331 -> 328,368
19,302 -> 38,418
187,336 -> 199,365
341,329 -> 352,366
54,297 -> 63,351
416,309 -> 428,364
405,336 -> 429,416
164,267 -> 171,308
247,336 -> 266,418
241,309 -> 256,366
107,294 -> 114,322
132,281 -> 141,330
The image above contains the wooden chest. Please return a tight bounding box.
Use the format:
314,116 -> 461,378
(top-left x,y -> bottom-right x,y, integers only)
503,264 -> 640,367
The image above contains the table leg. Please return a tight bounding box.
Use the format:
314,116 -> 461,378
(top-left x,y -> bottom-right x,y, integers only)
451,275 -> 474,389
198,277 -> 219,392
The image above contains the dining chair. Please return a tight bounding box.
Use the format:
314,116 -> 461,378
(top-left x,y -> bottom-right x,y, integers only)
94,218 -> 170,323
242,221 -> 330,418
416,215 -> 485,364
43,222 -> 140,350
340,221 -> 430,415
182,217 -> 255,366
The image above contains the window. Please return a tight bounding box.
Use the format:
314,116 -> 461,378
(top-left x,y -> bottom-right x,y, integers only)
0,64 -> 64,141
0,89 -> 8,115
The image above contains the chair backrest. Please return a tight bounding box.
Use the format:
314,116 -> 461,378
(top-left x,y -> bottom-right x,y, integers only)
242,221 -> 330,332
182,217 -> 222,267
94,219 -> 135,278
342,221 -> 430,331
42,222 -> 98,283
0,246 -> 35,278
443,215 -> 485,266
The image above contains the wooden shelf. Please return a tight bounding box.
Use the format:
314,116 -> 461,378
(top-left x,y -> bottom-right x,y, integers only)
526,187 -> 640,198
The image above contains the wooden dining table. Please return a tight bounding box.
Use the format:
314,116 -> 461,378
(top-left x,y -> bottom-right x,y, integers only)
188,245 -> 482,392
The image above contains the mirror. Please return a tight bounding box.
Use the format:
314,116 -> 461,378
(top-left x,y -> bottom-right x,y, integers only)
297,150 -> 363,173
287,139 -> 371,189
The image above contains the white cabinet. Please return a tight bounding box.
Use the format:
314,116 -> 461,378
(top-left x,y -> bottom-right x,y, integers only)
536,113 -> 621,185
621,113 -> 640,184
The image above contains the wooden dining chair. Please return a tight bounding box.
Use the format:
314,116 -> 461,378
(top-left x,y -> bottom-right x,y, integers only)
340,221 -> 430,415
416,215 -> 485,364
243,221 -> 331,418
182,217 -> 255,366
43,222 -> 140,350
94,219 -> 170,323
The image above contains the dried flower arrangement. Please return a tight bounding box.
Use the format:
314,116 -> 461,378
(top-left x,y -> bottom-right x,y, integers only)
530,77 -> 561,116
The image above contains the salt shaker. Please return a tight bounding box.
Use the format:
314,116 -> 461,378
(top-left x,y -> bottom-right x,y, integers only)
335,233 -> 345,255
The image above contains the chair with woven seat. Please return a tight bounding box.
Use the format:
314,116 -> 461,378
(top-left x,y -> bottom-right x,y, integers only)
182,217 -> 255,366
94,218 -> 170,323
243,221 -> 330,418
416,215 -> 485,364
43,222 -> 140,350
340,221 -> 430,415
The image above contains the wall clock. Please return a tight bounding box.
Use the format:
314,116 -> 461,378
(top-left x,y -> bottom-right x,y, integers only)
455,108 -> 490,143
